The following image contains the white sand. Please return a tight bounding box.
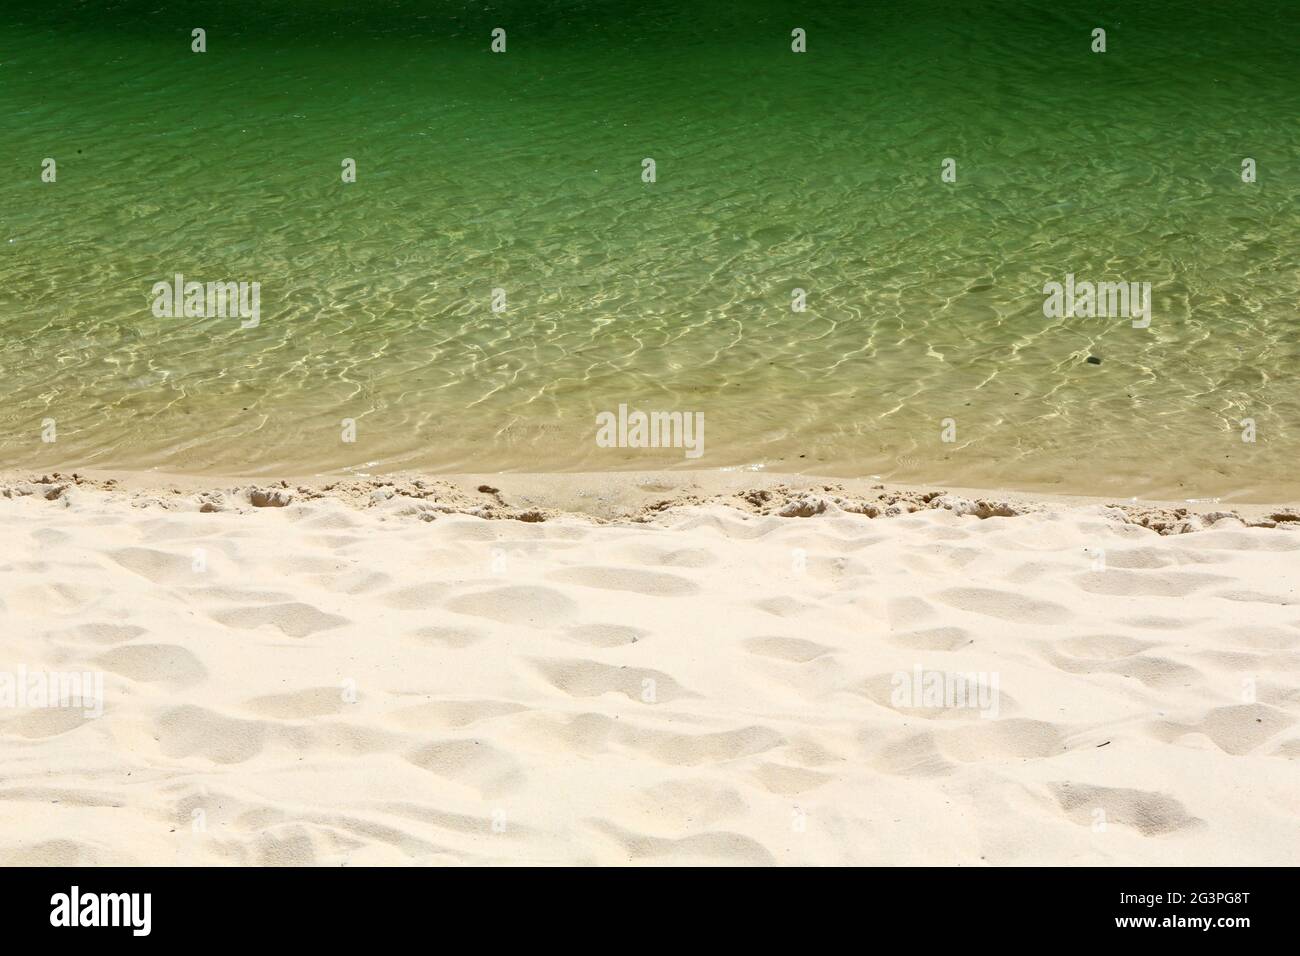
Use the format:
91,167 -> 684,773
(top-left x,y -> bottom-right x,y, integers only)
1,476 -> 1297,865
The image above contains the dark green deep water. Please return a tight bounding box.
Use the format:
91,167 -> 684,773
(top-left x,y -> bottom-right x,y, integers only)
1,1 -> 1296,499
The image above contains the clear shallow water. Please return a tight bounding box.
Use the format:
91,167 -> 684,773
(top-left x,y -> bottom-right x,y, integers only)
1,1 -> 1296,500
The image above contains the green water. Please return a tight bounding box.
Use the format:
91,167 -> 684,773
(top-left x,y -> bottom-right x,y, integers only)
1,1 -> 1296,500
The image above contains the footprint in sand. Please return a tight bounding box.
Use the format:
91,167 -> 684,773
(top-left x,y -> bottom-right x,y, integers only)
589,820 -> 775,865
446,585 -> 576,628
251,825 -> 321,866
751,761 -> 832,795
1213,589 -> 1298,606
886,595 -> 938,628
887,625 -> 973,651
1055,633 -> 1155,660
621,724 -> 784,767
611,543 -> 718,569
404,739 -> 524,796
155,706 -> 268,764
1096,546 -> 1181,570
742,636 -> 834,662
208,602 -> 349,638
1214,625 -> 1300,650
935,587 -> 1071,624
1149,703 -> 1293,755
1075,569 -> 1230,597
563,622 -> 648,647
751,595 -> 816,618
409,625 -> 488,648
633,779 -> 747,826
871,719 -> 1066,774
391,699 -> 525,730
546,566 -> 699,597
1120,614 -> 1207,630
1051,782 -> 1201,836
0,839 -> 113,866
321,569 -> 392,595
106,547 -> 194,584
379,582 -> 452,610
245,687 -> 349,719
940,718 -> 1067,760
94,644 -> 207,686
29,528 -> 71,547
859,672 -> 1013,721
871,732 -> 954,777
71,622 -> 147,645
531,657 -> 693,703
2,708 -> 96,740
1103,655 -> 1202,688
10,582 -> 109,616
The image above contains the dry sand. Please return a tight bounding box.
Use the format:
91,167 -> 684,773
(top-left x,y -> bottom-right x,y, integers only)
1,472 -> 1297,865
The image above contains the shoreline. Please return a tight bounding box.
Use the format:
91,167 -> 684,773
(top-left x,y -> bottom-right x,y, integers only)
4,467 -> 1297,530
7,455 -> 1294,508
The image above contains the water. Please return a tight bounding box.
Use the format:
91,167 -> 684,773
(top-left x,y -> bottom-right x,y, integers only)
1,1 -> 1296,500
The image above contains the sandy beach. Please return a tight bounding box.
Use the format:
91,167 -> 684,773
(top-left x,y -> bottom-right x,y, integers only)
2,472 -> 1296,866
